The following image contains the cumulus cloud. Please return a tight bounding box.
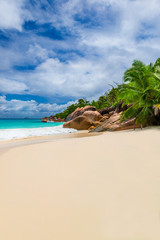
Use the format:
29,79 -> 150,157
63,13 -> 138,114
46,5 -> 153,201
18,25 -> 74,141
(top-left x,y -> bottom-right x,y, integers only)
0,0 -> 25,31
1,0 -> 160,117
28,57 -> 110,97
0,96 -> 75,118
0,78 -> 28,94
0,96 -> 37,115
27,44 -> 49,61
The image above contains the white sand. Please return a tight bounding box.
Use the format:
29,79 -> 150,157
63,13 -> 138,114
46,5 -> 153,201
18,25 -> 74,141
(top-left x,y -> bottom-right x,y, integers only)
0,129 -> 160,240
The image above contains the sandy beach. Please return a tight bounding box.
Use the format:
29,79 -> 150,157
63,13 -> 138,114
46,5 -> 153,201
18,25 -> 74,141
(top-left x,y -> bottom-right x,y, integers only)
0,128 -> 160,240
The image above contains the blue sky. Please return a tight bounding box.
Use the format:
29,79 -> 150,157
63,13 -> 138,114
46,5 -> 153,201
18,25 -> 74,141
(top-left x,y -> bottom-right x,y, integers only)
0,0 -> 160,118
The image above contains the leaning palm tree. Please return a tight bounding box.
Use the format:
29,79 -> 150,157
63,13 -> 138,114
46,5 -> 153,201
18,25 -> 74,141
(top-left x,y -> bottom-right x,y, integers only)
118,59 -> 160,127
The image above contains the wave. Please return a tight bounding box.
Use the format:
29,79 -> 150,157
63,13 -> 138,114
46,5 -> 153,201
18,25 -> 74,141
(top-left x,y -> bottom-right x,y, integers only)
0,125 -> 77,141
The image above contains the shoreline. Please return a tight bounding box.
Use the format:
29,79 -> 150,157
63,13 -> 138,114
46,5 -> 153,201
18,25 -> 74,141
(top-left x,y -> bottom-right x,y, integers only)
0,126 -> 160,152
0,122 -> 76,142
0,130 -> 102,155
0,127 -> 160,239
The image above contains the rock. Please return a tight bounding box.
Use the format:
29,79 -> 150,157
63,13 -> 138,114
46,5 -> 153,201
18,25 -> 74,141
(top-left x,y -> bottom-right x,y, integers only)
52,118 -> 65,122
66,106 -> 97,122
115,102 -> 133,113
89,113 -> 121,132
93,121 -> 101,127
152,105 -> 160,124
115,102 -> 127,113
153,105 -> 160,116
41,117 -> 48,122
88,126 -> 95,131
90,115 -> 142,132
101,114 -> 109,121
109,118 -> 141,131
99,118 -> 106,122
83,110 -> 103,122
82,105 -> 96,112
108,111 -> 115,117
66,107 -> 81,122
41,116 -> 65,122
103,113 -> 110,118
63,116 -> 93,130
99,106 -> 115,115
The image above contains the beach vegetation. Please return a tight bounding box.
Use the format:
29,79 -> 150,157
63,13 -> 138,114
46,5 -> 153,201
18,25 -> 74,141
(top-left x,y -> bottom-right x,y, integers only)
117,59 -> 160,126
53,88 -> 118,119
53,58 -> 160,126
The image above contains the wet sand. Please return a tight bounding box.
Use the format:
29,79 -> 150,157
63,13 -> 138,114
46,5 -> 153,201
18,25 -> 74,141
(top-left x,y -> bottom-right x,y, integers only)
0,128 -> 160,240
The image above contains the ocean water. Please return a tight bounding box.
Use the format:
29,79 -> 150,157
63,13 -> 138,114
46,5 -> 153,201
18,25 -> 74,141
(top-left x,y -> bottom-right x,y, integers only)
0,119 -> 77,141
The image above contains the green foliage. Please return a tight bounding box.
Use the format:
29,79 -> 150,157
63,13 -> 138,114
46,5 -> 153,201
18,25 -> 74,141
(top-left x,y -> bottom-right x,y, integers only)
53,98 -> 91,119
53,88 -> 119,120
105,85 -> 122,106
53,58 -> 160,125
118,59 -> 160,126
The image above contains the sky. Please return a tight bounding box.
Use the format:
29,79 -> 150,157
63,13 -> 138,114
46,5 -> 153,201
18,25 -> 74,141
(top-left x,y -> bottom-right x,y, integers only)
0,0 -> 160,118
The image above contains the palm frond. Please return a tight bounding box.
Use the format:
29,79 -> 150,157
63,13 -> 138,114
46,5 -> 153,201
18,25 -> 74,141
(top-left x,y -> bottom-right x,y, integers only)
118,58 -> 160,126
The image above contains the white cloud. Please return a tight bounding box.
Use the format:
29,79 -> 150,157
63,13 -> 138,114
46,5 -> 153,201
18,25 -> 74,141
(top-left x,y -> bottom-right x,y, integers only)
0,96 -> 75,118
0,78 -> 28,94
14,57 -> 110,98
1,0 -> 160,117
0,0 -> 25,31
0,45 -> 24,71
0,96 -> 37,113
27,44 -> 49,61
37,101 -> 75,113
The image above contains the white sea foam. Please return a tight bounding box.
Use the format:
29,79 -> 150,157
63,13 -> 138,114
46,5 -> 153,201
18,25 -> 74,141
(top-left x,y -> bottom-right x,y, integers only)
0,125 -> 77,141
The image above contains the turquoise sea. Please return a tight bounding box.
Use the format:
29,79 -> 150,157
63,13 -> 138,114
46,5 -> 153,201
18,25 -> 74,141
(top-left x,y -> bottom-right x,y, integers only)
0,119 -> 76,141
0,119 -> 63,129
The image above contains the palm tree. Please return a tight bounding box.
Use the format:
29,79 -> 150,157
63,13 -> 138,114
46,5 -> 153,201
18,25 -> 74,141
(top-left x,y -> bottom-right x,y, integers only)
118,59 -> 160,127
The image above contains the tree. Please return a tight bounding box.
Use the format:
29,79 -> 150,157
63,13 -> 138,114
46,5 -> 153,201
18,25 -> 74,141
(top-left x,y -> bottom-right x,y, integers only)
77,98 -> 90,106
97,96 -> 108,109
118,59 -> 160,126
